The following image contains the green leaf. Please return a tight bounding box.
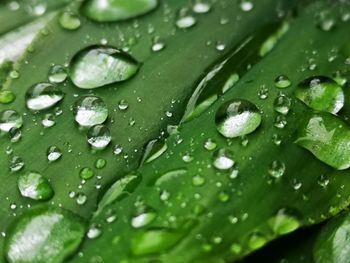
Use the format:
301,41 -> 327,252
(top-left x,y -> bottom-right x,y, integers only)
68,1 -> 350,262
0,0 -> 296,259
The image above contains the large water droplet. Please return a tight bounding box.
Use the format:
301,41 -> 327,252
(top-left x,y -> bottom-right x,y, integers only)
215,99 -> 262,138
26,83 -> 64,111
5,206 -> 85,263
0,110 -> 23,132
18,172 -> 54,201
295,76 -> 344,114
70,45 -> 140,89
81,0 -> 158,22
73,96 -> 108,127
87,124 -> 111,149
296,113 -> 350,170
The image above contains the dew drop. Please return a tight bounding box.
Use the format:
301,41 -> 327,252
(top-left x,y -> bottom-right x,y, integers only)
0,110 -> 23,132
87,124 -> 111,149
273,94 -> 291,115
131,208 -> 157,228
296,113 -> 350,170
59,12 -> 81,30
268,160 -> 285,178
81,0 -> 158,22
79,167 -> 95,180
295,76 -> 344,114
26,83 -> 64,111
9,156 -> 24,172
268,208 -> 301,235
215,99 -> 262,138
47,146 -> 62,162
193,1 -> 211,14
0,90 -> 16,104
274,75 -> 291,89
69,45 -> 140,89
239,0 -> 254,12
18,171 -> 54,201
4,207 -> 85,263
73,96 -> 108,127
212,148 -> 234,170
48,65 -> 68,84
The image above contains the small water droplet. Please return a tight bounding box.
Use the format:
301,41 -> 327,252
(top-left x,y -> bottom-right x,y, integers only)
274,75 -> 291,89
9,156 -> 24,172
212,148 -> 234,170
273,94 -> 291,115
0,90 -> 16,104
204,138 -> 217,151
0,110 -> 23,132
239,0 -> 254,12
131,207 -> 156,228
59,12 -> 81,30
26,83 -> 64,111
47,146 -> 62,162
80,167 -> 95,180
73,96 -> 108,127
268,208 -> 301,235
87,124 -> 111,149
18,171 -> 54,201
268,160 -> 285,178
48,65 -> 68,83
193,1 -> 211,13
215,99 -> 262,138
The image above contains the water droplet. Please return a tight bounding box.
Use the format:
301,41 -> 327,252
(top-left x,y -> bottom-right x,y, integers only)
212,148 -> 234,170
113,144 -> 123,155
9,156 -> 24,172
176,9 -> 196,29
47,146 -> 62,162
42,114 -> 56,128
9,128 -> 21,143
131,208 -> 156,228
117,99 -> 129,111
0,90 -> 16,104
18,171 -> 54,201
193,1 -> 211,13
59,12 -> 81,30
87,125 -> 111,149
76,192 -> 87,205
296,113 -> 350,170
317,174 -> 330,188
26,83 -> 64,111
268,208 -> 301,235
239,0 -> 254,12
273,94 -> 291,115
295,76 -> 344,114
0,110 -> 23,132
204,138 -> 217,151
95,158 -> 106,169
69,45 -> 140,89
192,174 -> 206,186
215,99 -> 262,138
80,167 -> 95,180
81,0 -> 158,22
48,65 -> 68,83
268,160 -> 285,178
151,37 -> 165,52
248,232 -> 267,250
5,207 -> 85,263
274,115 -> 287,129
87,225 -> 102,239
73,96 -> 108,127
274,75 -> 291,89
